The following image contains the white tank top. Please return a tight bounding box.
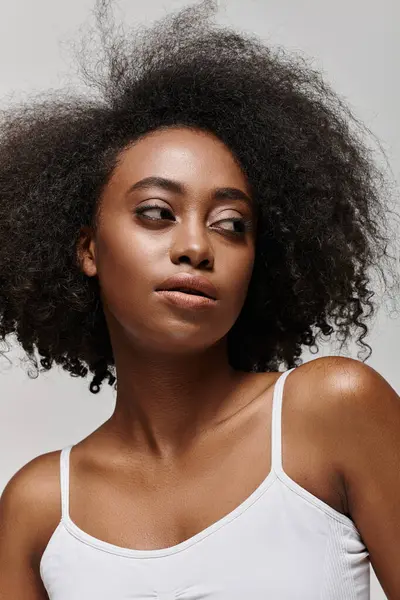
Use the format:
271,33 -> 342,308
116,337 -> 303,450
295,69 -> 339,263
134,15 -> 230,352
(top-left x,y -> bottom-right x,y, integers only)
39,368 -> 370,599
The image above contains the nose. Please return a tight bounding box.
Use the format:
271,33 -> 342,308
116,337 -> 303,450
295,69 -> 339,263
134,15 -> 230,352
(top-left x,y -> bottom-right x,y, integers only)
169,219 -> 214,269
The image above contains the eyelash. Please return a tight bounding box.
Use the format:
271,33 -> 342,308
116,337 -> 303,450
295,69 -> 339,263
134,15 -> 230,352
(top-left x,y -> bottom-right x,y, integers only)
134,204 -> 252,235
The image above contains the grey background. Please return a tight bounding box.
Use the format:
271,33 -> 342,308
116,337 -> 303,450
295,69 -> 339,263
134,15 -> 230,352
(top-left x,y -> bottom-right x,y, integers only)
0,1 -> 399,597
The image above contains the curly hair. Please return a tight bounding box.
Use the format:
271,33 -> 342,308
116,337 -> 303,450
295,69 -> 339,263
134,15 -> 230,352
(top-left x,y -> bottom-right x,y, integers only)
0,0 -> 399,394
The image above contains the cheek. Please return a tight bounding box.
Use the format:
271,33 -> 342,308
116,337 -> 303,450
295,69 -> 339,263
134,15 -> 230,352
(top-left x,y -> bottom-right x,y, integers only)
95,227 -> 156,312
99,220 -> 159,276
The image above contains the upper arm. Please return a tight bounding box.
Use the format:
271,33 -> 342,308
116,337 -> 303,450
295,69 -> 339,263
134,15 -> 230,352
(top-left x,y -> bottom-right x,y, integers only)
319,357 -> 400,599
0,458 -> 54,600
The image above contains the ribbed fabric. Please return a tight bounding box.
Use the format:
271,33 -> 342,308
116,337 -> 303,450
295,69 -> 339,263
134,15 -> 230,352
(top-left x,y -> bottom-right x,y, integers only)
40,368 -> 370,599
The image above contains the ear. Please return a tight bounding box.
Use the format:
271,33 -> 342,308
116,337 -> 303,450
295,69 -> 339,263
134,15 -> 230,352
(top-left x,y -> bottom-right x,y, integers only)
76,226 -> 97,277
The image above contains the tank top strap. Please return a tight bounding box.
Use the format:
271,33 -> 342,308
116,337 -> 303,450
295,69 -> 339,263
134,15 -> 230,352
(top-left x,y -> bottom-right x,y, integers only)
57,373 -> 295,517
271,367 -> 296,473
60,444 -> 74,520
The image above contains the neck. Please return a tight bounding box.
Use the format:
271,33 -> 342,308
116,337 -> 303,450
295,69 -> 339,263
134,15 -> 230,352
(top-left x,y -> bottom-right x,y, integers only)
104,336 -> 245,460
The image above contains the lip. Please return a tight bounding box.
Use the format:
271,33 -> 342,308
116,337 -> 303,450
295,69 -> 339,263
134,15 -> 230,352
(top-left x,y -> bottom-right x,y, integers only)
155,273 -> 218,300
156,290 -> 216,310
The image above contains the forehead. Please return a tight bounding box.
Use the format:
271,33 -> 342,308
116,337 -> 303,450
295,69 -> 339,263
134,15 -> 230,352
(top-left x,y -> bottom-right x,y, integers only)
109,126 -> 251,193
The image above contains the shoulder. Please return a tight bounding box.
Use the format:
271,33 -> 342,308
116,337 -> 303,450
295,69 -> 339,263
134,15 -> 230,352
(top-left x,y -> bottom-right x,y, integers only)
293,355 -> 400,485
288,355 -> 400,430
0,449 -> 63,567
297,355 -> 399,414
303,360 -> 400,595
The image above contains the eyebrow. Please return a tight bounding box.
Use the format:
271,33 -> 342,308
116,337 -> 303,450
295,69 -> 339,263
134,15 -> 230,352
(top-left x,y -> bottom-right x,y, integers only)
126,176 -> 253,206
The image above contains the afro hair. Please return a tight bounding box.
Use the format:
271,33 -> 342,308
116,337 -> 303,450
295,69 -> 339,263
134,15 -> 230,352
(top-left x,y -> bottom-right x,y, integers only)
0,0 -> 399,393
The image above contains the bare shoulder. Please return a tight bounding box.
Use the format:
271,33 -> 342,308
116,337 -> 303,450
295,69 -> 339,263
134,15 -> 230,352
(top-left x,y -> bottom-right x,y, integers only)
303,354 -> 400,452
293,355 -> 399,418
0,448 -> 63,568
285,354 -> 393,407
287,355 -> 400,481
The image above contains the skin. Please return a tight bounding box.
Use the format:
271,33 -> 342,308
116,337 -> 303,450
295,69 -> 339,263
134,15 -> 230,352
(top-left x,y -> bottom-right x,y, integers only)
71,124 -> 400,597
1,125 -> 400,599
77,125 -> 263,459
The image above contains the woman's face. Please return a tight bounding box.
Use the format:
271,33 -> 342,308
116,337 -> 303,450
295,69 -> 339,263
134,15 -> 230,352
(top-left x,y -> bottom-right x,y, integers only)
80,126 -> 256,355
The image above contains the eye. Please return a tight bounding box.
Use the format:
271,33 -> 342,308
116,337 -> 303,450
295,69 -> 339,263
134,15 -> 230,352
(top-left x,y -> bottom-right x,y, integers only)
134,204 -> 253,235
211,217 -> 252,235
135,204 -> 174,221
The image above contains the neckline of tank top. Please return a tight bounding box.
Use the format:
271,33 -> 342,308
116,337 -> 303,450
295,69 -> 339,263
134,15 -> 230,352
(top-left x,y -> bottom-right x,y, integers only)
62,459 -> 279,559
58,367 -> 360,560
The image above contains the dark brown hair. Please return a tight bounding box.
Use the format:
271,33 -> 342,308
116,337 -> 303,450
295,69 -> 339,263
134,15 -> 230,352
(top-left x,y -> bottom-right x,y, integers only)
0,0 -> 399,393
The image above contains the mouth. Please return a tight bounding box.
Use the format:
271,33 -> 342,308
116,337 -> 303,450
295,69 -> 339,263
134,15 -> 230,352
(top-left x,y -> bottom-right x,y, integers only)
155,274 -> 218,302
164,287 -> 213,299
155,289 -> 217,310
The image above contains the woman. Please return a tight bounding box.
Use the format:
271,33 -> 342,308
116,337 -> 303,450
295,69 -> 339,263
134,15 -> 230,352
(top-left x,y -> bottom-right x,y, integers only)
0,0 -> 399,598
